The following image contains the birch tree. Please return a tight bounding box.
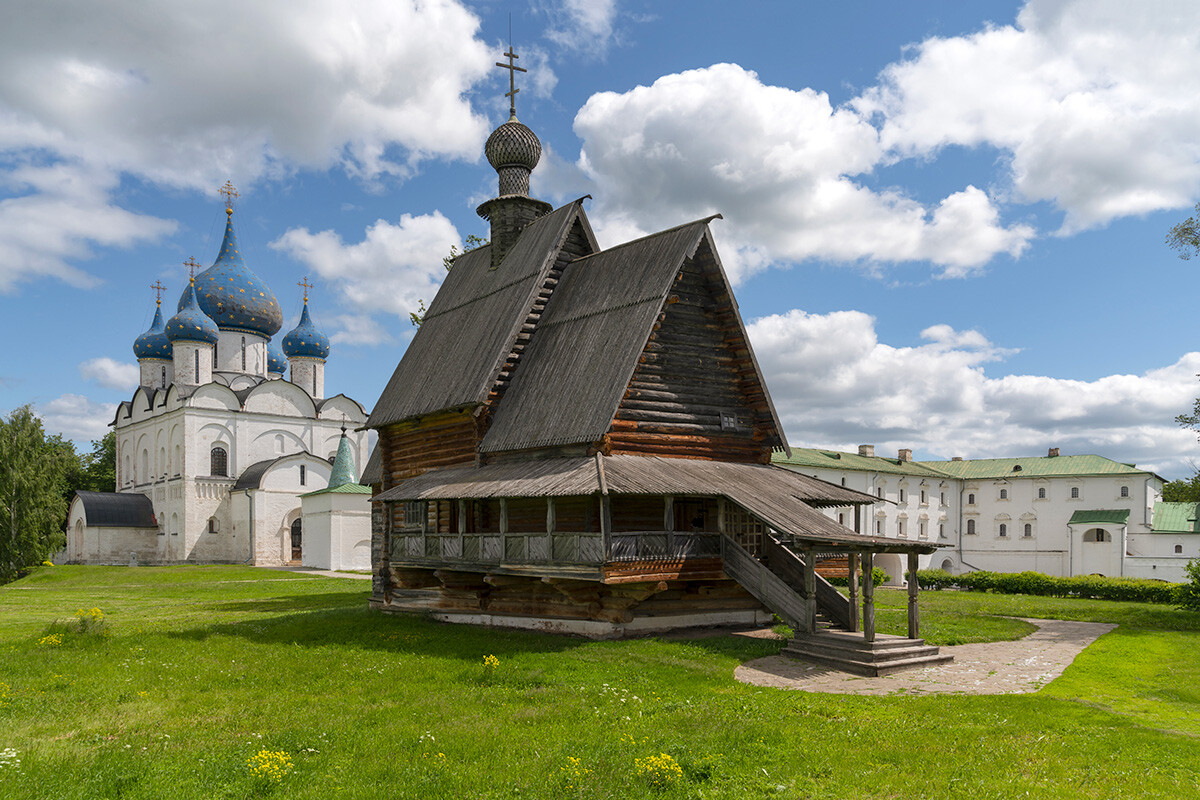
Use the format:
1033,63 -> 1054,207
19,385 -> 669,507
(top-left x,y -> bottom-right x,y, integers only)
0,406 -> 69,582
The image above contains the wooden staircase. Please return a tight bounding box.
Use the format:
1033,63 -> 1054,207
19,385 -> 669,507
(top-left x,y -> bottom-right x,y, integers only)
721,534 -> 952,676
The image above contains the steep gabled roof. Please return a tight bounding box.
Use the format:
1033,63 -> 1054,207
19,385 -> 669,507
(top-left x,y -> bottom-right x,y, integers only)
479,221 -> 786,454
367,200 -> 594,429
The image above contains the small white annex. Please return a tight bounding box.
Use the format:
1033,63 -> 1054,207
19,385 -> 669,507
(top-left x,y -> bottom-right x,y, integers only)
775,446 -> 1198,583
63,199 -> 372,567
298,433 -> 373,571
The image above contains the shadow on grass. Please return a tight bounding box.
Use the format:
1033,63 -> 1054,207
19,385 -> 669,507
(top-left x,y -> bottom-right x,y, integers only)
203,591 -> 370,613
166,602 -> 591,662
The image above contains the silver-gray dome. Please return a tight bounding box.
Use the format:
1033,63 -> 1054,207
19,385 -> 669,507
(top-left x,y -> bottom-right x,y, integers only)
485,119 -> 542,172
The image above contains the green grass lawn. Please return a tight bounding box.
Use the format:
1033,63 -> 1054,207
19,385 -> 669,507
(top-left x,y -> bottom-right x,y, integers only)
1,566 -> 1198,799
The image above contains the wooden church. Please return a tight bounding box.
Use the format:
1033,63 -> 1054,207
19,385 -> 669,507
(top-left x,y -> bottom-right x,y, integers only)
367,53 -> 944,670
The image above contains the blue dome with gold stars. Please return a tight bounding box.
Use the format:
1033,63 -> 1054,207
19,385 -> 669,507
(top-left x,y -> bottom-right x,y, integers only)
167,282 -> 220,344
281,302 -> 330,360
133,304 -> 173,360
181,209 -> 282,338
267,338 -> 288,375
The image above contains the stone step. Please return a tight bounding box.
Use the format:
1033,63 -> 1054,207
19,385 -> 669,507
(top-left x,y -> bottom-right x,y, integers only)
794,631 -> 929,652
784,640 -> 944,665
782,648 -> 954,677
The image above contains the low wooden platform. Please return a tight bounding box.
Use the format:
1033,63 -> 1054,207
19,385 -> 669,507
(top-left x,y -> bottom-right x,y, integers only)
783,629 -> 953,677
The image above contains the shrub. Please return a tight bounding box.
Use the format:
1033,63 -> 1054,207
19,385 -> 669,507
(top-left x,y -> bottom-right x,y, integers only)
914,569 -> 1179,604
827,567 -> 889,588
1176,559 -> 1200,611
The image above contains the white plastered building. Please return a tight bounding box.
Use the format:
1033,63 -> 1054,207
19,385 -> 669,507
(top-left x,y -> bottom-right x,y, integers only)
775,446 -> 1199,583
65,202 -> 371,567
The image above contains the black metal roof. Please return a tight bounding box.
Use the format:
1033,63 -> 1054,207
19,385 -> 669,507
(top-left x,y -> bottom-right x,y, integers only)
73,491 -> 158,528
367,200 -> 594,429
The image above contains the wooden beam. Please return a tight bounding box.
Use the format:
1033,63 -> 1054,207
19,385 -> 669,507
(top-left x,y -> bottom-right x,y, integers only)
802,548 -> 816,636
499,498 -> 509,535
847,552 -> 859,633
907,551 -> 920,640
546,497 -> 557,534
457,499 -> 466,536
862,551 -> 875,643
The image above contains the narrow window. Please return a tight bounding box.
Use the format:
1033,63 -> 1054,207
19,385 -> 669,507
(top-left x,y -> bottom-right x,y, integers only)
213,347 -> 218,369
210,446 -> 227,477
313,371 -> 317,395
940,492 -> 945,505
1024,523 -> 1032,538
161,365 -> 166,387
876,487 -> 883,499
194,349 -> 199,383
938,523 -> 945,539
1071,487 -> 1080,499
875,520 -> 882,534
241,336 -> 246,371
899,488 -> 906,502
898,520 -> 905,537
968,493 -> 975,505
1176,544 -> 1184,554
207,518 -> 218,534
920,490 -> 927,503
967,519 -> 976,535
840,477 -> 846,486
1000,488 -> 1008,500
1038,487 -> 1046,499
1120,486 -> 1129,498
838,513 -> 845,525
299,464 -> 306,486
919,521 -> 927,539
999,523 -> 1007,538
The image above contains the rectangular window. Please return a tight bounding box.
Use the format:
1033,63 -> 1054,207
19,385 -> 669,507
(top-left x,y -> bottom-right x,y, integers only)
939,523 -> 945,539
999,523 -> 1007,537
403,501 -> 425,528
999,488 -> 1008,499
968,493 -> 975,505
920,490 -> 927,504
1120,486 -> 1129,498
1038,487 -> 1046,499
875,520 -> 882,534
1071,487 -> 1080,499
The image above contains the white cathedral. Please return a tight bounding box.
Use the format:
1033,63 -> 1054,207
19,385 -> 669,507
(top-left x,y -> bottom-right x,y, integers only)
64,190 -> 373,568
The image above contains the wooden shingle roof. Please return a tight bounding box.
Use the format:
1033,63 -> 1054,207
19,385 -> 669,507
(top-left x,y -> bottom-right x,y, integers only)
367,200 -> 594,429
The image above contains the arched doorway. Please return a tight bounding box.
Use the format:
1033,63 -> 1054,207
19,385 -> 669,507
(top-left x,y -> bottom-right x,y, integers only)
290,518 -> 303,563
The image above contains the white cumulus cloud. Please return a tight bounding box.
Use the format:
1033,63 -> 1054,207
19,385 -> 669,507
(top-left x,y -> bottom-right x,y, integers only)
271,211 -> 462,324
855,0 -> 1200,232
748,309 -> 1200,478
36,393 -> 116,442
574,63 -> 1034,282
78,357 -> 139,390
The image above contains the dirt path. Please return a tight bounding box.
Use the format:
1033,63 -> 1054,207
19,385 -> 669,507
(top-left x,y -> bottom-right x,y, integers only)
735,618 -> 1116,695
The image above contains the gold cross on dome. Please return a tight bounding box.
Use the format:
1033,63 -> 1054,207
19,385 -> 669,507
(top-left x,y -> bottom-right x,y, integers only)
219,180 -> 239,209
150,280 -> 167,305
184,257 -> 201,280
298,276 -> 313,303
495,47 -> 526,118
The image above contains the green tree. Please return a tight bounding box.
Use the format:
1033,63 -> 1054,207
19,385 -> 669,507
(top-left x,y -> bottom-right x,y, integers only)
0,406 -> 71,582
1177,559 -> 1200,612
1163,474 -> 1200,503
1166,202 -> 1200,259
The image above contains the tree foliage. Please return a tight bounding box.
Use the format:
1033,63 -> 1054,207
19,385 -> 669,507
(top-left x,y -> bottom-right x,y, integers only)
1163,474 -> 1200,503
1178,559 -> 1200,612
1166,202 -> 1200,260
0,406 -> 71,582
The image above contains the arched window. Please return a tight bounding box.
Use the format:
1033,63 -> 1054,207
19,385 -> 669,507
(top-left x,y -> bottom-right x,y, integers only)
241,336 -> 246,371
290,518 -> 303,561
299,464 -> 306,486
876,487 -> 883,499
1038,487 -> 1046,499
999,489 -> 1008,500
1083,528 -> 1108,543
207,517 -> 219,534
999,523 -> 1007,538
966,519 -> 976,535
210,446 -> 228,477
968,493 -> 975,505
1175,544 -> 1184,554
1071,487 -> 1080,499
1120,486 -> 1129,498
1024,523 -> 1033,538
899,488 -> 906,503
875,520 -> 882,534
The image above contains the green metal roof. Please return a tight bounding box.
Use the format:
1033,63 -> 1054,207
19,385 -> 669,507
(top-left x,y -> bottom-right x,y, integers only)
300,482 -> 373,498
1067,509 -> 1130,526
773,448 -> 953,479
919,454 -> 1151,480
1151,502 -> 1200,533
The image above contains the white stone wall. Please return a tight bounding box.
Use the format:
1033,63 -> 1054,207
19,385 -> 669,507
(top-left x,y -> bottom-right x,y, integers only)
172,341 -> 214,390
215,330 -> 268,378
301,492 -> 372,571
288,358 -> 324,400
139,359 -> 173,390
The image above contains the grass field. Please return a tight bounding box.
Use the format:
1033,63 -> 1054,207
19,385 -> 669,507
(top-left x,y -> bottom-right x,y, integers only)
1,565 -> 1198,799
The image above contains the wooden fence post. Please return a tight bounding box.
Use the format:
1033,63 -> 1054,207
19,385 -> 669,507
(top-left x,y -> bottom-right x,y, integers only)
862,551 -> 875,643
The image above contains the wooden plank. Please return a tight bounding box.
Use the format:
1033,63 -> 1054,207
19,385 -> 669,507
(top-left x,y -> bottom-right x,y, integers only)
907,551 -> 920,639
847,552 -> 860,633
719,535 -> 805,630
863,551 -> 875,643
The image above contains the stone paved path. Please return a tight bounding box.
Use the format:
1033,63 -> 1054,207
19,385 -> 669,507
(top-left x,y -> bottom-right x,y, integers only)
734,618 -> 1115,696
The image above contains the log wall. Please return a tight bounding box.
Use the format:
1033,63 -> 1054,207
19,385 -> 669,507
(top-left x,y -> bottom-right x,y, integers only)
608,239 -> 777,463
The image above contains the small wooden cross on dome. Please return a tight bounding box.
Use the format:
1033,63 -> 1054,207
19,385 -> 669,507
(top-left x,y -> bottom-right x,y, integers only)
150,280 -> 167,305
219,181 -> 239,212
495,46 -> 526,119
298,276 -> 313,304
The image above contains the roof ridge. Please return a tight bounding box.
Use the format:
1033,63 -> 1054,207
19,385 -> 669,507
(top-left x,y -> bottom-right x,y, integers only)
569,214 -> 718,262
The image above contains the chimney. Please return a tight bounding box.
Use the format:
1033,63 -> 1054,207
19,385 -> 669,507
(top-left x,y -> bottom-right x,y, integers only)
1048,447 -> 1060,458
858,444 -> 875,457
951,456 -> 964,462
898,449 -> 912,463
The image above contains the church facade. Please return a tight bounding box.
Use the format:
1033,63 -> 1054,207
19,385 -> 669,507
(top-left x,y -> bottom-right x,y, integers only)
64,191 -> 371,566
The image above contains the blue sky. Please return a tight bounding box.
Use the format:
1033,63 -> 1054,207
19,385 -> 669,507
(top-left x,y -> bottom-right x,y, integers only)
3,0 -> 1200,477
